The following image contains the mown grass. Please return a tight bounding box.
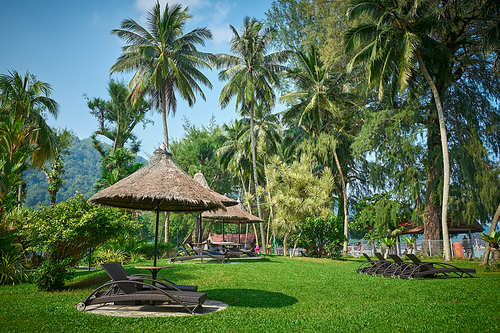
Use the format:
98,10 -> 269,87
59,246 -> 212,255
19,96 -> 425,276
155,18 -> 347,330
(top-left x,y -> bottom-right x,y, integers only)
0,256 -> 498,333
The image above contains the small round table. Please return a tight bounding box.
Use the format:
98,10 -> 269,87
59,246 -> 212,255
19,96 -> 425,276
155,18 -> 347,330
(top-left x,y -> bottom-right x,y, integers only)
134,266 -> 173,284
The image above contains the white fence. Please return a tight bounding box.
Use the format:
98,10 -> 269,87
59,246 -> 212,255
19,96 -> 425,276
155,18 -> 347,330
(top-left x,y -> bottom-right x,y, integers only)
349,239 -> 486,259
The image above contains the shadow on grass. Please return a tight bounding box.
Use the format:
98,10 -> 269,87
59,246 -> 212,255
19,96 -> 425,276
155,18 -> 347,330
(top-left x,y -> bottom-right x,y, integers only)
226,257 -> 274,264
204,288 -> 298,308
66,272 -> 109,290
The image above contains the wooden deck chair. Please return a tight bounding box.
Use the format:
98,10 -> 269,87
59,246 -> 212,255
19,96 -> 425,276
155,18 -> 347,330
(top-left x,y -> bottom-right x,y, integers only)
382,255 -> 415,278
355,253 -> 378,274
400,254 -> 476,280
106,262 -> 197,292
371,252 -> 393,276
168,238 -> 228,264
76,262 -> 207,315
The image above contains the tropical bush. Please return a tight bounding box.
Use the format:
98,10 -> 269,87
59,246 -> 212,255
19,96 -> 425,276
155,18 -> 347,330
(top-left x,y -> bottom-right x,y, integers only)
32,259 -> 73,291
481,231 -> 500,266
0,230 -> 26,285
19,192 -> 136,266
92,248 -> 127,267
293,215 -> 345,259
17,192 -> 135,290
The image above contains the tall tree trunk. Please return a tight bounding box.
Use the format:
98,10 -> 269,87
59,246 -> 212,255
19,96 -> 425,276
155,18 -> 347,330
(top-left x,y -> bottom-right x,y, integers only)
249,100 -> 266,253
416,49 -> 451,261
17,183 -> 23,208
113,109 -> 120,152
332,146 -> 348,255
161,86 -> 169,148
49,189 -> 57,207
423,121 -> 442,256
283,232 -> 288,256
165,212 -> 170,243
264,156 -> 274,247
481,202 -> 500,265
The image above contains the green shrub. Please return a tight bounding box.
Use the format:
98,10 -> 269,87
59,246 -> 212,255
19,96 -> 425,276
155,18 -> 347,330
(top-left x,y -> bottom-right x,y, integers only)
0,230 -> 26,285
0,250 -> 26,285
136,242 -> 175,259
293,214 -> 345,259
18,192 -> 136,266
93,248 -> 127,267
32,259 -> 74,291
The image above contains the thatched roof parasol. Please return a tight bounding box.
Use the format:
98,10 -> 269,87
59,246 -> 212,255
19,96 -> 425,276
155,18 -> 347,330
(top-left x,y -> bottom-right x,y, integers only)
193,172 -> 262,223
87,146 -> 237,268
202,202 -> 263,223
88,147 -> 237,212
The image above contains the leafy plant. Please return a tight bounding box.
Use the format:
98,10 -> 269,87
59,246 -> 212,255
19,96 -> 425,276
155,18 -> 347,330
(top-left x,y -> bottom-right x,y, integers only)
293,215 -> 345,259
32,259 -> 74,291
481,231 -> 500,246
19,192 -> 136,266
0,230 -> 26,285
403,236 -> 416,254
380,237 -> 396,259
0,250 -> 26,285
93,248 -> 127,267
481,231 -> 500,265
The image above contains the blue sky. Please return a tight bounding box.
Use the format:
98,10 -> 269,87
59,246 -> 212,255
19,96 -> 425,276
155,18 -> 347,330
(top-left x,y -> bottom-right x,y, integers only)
0,0 -> 277,158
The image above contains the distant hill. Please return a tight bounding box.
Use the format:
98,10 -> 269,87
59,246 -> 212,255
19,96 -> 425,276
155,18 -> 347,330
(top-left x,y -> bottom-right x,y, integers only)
24,137 -> 147,208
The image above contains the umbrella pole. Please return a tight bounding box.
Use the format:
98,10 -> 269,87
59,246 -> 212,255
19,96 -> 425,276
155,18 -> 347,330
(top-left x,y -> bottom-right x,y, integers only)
238,223 -> 241,247
154,204 -> 160,270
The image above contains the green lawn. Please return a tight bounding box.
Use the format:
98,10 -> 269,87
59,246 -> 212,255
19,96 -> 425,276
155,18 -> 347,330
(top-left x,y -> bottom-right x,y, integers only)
0,256 -> 498,332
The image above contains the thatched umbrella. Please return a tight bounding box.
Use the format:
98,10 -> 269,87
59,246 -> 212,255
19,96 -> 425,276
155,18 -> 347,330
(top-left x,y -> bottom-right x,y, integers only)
88,145 -> 237,267
193,172 -> 263,244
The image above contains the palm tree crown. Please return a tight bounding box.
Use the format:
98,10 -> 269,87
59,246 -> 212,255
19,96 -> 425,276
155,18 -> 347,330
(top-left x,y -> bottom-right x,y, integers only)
110,1 -> 214,147
0,70 -> 59,167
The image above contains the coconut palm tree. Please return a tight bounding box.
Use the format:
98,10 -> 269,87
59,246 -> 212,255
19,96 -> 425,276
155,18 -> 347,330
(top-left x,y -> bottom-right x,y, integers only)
280,44 -> 352,253
110,2 -> 214,148
216,16 -> 291,251
344,0 -> 453,260
217,119 -> 252,193
0,70 -> 58,167
0,116 -> 37,214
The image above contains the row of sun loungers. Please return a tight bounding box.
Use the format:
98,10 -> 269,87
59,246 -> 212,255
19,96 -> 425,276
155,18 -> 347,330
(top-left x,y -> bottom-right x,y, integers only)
168,242 -> 257,263
168,243 -> 230,264
77,262 -> 206,315
356,253 -> 476,280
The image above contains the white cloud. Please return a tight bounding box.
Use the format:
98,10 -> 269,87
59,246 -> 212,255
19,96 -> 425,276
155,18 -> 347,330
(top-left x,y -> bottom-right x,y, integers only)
207,1 -> 237,46
133,0 -> 235,47
92,10 -> 102,23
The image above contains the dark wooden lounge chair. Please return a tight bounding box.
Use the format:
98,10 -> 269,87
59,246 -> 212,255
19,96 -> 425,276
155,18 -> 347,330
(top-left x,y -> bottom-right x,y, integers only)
383,254 -> 415,278
105,262 -> 197,292
355,253 -> 377,274
168,243 -> 228,264
399,253 -> 477,280
370,252 -> 394,276
356,253 -> 390,275
76,263 -> 207,314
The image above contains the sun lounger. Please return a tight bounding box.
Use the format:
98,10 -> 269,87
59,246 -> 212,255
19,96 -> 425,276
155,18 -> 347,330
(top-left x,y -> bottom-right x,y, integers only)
370,252 -> 394,276
355,253 -> 377,274
383,254 -> 415,278
105,262 -> 197,292
399,253 -> 476,280
168,243 -> 229,264
356,253 -> 390,275
76,263 -> 207,314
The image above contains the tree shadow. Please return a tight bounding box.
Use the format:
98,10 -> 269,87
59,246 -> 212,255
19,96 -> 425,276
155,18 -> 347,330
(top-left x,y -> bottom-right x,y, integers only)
204,288 -> 298,308
65,273 -> 109,290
